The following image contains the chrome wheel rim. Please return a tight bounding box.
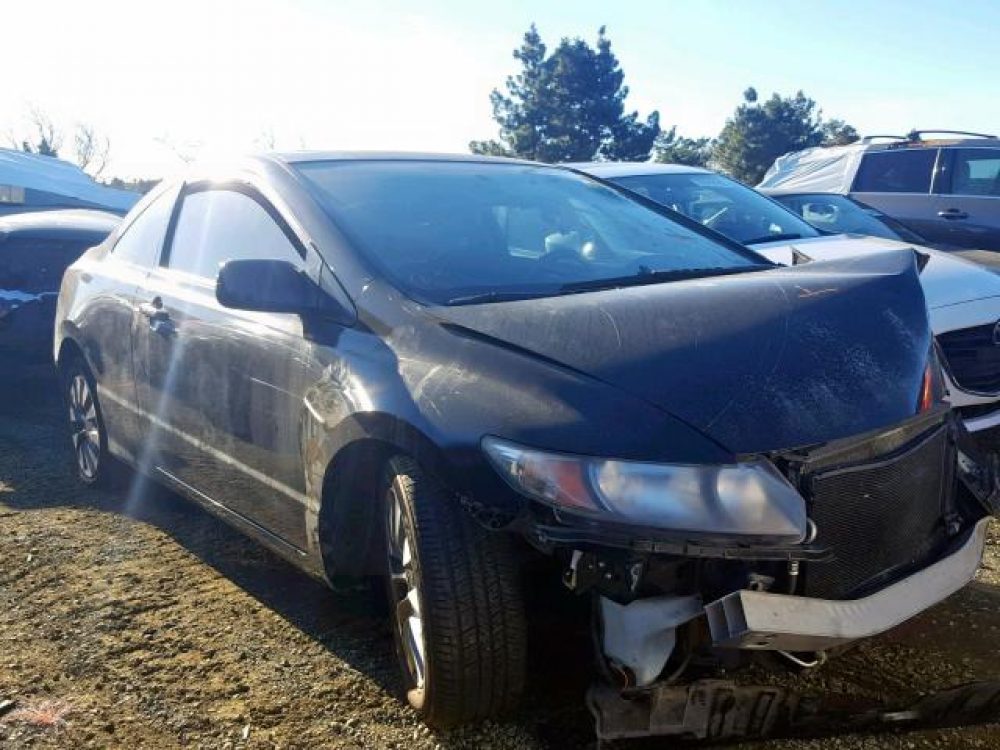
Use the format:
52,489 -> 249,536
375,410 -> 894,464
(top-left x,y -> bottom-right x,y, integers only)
68,374 -> 100,480
387,484 -> 426,690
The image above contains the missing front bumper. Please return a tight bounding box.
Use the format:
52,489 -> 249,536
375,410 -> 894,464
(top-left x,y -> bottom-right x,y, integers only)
704,517 -> 989,652
588,678 -> 1000,742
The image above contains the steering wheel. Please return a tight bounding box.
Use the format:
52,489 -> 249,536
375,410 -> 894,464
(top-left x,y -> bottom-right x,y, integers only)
702,206 -> 730,229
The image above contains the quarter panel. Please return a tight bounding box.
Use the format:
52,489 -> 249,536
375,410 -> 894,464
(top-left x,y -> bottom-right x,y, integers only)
56,247 -> 147,459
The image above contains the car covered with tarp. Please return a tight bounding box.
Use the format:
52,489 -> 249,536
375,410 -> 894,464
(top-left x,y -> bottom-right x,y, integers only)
758,132 -> 1000,252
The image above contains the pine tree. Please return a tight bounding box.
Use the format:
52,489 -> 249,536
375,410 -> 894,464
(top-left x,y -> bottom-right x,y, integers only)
471,25 -> 659,162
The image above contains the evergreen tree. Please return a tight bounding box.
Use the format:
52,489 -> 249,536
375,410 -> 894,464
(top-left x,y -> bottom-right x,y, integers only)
652,126 -> 713,167
820,119 -> 860,146
713,87 -> 842,183
471,25 -> 659,162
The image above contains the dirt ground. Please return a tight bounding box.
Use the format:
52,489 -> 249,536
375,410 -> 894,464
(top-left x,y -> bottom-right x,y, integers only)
2,381 -> 1000,749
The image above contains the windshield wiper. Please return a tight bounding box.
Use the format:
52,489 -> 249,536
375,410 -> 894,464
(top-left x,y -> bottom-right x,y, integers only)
444,290 -> 557,306
742,232 -> 803,245
446,265 -> 765,303
559,265 -> 760,293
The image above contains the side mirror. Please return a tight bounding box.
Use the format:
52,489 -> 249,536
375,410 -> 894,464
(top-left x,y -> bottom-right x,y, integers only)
216,259 -> 347,318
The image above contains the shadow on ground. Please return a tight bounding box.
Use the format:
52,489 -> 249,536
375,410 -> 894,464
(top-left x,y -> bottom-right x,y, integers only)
0,375 -> 594,748
3,374 -> 1000,749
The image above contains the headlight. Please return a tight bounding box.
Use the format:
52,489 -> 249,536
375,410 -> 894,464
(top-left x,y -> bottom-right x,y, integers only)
483,437 -> 806,543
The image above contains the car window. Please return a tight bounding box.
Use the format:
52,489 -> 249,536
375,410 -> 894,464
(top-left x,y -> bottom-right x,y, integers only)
612,172 -> 820,245
295,161 -> 768,305
166,189 -> 303,279
852,149 -> 937,194
774,194 -> 916,242
947,148 -> 1000,197
112,188 -> 176,267
0,236 -> 101,292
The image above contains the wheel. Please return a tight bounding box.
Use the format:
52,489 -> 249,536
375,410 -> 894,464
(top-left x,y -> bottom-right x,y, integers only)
382,455 -> 526,728
62,358 -> 111,487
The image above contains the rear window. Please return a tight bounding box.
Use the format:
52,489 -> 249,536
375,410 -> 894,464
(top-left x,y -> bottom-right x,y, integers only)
0,236 -> 96,293
852,149 -> 937,194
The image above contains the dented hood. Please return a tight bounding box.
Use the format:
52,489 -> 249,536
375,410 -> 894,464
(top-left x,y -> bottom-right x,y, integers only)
435,250 -> 932,455
751,234 -> 1000,310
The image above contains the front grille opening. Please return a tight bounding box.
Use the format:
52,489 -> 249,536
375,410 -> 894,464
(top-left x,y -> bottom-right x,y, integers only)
801,426 -> 952,600
939,324 -> 1000,394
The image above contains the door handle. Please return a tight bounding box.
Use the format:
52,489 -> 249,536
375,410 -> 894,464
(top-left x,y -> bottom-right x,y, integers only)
937,208 -> 969,220
138,298 -> 167,321
138,298 -> 174,335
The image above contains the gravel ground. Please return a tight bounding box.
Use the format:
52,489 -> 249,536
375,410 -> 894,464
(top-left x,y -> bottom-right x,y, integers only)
1,380 -> 999,749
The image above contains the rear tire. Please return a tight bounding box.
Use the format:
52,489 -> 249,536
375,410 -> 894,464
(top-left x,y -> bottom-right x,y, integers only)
61,357 -> 113,488
382,455 -> 526,728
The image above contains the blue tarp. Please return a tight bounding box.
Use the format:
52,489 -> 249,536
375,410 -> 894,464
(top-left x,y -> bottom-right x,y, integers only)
0,148 -> 139,214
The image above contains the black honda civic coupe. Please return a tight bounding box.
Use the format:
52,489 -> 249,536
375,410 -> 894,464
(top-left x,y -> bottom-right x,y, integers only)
53,154 -> 998,734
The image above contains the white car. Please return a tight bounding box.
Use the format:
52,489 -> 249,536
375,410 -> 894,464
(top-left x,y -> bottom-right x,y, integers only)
574,162 -> 1000,433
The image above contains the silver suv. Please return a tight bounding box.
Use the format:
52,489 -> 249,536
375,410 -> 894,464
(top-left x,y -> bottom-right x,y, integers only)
759,131 -> 1000,252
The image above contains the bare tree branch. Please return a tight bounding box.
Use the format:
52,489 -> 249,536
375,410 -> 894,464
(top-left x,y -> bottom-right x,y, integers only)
154,134 -> 202,165
255,127 -> 277,150
74,123 -> 111,176
26,104 -> 62,156
3,127 -> 21,149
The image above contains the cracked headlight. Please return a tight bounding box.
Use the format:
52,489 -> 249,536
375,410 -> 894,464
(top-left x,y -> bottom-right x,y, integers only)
483,437 -> 806,543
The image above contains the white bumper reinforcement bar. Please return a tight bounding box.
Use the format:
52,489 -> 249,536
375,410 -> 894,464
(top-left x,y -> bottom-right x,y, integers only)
705,518 -> 990,652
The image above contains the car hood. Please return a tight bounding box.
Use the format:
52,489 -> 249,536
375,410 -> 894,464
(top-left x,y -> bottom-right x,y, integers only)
434,250 -> 932,455
751,234 -> 1000,310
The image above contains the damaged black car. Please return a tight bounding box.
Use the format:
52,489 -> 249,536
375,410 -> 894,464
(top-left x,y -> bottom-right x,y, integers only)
53,154 -> 999,735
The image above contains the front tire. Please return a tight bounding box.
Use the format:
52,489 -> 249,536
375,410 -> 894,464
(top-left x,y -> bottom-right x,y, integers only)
382,455 -> 526,728
62,358 -> 112,487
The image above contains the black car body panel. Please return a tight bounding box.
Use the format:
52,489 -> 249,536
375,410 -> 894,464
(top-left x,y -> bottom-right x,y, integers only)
437,250 -> 930,455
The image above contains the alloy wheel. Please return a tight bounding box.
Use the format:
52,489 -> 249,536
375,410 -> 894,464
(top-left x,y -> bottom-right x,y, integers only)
68,373 -> 101,480
386,482 -> 427,692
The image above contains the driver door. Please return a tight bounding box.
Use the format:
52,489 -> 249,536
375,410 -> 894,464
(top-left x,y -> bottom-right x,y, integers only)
132,183 -> 313,548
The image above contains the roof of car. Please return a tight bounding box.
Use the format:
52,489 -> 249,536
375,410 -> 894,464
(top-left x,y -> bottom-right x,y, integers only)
270,151 -> 541,166
568,161 -> 711,178
0,208 -> 121,240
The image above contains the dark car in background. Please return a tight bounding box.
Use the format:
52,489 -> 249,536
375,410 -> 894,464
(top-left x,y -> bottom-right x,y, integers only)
1,209 -> 120,376
54,153 -> 998,734
759,132 -> 1000,252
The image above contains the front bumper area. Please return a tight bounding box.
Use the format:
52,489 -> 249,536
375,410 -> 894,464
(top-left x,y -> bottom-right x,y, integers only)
962,402 -> 1000,433
705,517 -> 989,652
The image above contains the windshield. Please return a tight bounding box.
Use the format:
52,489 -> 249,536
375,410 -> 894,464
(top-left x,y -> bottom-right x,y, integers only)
294,161 -> 768,305
773,193 -> 928,245
610,172 -> 821,245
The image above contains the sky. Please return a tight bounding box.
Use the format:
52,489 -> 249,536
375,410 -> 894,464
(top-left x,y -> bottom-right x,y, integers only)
4,0 -> 999,178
